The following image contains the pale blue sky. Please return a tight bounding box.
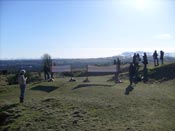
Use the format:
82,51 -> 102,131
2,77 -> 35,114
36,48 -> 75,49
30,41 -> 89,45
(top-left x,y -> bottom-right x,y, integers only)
0,0 -> 175,59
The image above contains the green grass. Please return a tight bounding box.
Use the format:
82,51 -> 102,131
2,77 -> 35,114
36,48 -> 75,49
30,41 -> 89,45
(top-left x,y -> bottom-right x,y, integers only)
0,64 -> 175,131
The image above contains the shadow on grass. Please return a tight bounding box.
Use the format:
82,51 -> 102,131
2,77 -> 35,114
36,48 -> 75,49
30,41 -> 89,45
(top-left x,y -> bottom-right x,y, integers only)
72,84 -> 112,90
125,85 -> 134,95
31,85 -> 59,93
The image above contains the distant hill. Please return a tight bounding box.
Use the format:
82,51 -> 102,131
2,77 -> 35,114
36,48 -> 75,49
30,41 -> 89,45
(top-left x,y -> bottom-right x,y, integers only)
118,51 -> 175,63
0,51 -> 175,72
120,51 -> 175,58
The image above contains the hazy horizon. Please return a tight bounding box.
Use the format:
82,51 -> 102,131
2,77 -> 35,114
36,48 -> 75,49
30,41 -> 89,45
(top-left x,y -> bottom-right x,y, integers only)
0,49 -> 175,60
1,0 -> 175,59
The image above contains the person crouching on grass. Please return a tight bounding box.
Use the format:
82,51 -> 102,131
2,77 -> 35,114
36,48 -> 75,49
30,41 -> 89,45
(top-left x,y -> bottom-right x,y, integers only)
18,70 -> 27,103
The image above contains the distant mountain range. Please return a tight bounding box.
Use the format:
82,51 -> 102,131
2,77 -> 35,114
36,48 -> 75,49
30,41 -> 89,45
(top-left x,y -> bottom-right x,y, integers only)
120,51 -> 175,58
0,51 -> 175,72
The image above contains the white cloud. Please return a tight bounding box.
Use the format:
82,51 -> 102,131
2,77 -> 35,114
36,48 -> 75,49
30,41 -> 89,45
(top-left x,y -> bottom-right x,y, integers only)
155,34 -> 174,40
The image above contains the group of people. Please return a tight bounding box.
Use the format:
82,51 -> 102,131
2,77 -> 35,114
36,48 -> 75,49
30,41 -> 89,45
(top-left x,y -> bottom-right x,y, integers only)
129,50 -> 165,85
129,53 -> 142,85
153,50 -> 164,66
44,65 -> 51,80
44,65 -> 55,82
17,50 -> 165,103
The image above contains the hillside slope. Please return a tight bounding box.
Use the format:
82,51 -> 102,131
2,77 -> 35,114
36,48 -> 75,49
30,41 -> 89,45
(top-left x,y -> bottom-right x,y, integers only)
0,63 -> 175,131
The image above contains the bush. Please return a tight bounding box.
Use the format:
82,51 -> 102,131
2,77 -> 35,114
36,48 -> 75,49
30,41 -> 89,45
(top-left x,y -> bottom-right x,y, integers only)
7,72 -> 42,85
7,74 -> 18,85
25,72 -> 42,83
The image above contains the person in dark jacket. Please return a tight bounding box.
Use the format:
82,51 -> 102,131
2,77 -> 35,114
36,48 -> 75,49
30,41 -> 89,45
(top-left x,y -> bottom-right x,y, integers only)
129,63 -> 136,85
142,52 -> 148,69
153,50 -> 159,66
44,65 -> 50,80
160,50 -> 164,65
133,53 -> 137,66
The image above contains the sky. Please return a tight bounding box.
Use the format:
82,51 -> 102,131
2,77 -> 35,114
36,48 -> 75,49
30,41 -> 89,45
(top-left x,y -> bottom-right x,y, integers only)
0,0 -> 175,59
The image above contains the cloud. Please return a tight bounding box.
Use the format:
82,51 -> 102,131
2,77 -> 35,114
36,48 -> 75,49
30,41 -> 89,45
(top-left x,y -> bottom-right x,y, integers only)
155,34 -> 174,40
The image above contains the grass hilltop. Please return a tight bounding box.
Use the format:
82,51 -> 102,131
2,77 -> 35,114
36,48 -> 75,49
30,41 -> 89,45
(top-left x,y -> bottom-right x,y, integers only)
0,63 -> 175,131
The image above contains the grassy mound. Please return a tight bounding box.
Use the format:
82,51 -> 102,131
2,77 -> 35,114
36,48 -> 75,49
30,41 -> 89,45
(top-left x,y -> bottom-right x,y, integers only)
0,63 -> 175,131
149,63 -> 175,82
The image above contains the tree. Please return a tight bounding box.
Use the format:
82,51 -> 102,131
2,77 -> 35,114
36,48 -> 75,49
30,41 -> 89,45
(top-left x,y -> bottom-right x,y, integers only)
42,54 -> 52,80
113,60 -> 117,65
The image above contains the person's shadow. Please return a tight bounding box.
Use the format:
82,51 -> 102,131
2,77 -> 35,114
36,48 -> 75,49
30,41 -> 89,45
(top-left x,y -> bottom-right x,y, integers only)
125,85 -> 134,95
31,85 -> 59,93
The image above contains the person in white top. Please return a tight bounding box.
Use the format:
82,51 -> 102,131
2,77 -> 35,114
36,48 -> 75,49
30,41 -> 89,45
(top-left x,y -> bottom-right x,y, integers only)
18,69 -> 27,103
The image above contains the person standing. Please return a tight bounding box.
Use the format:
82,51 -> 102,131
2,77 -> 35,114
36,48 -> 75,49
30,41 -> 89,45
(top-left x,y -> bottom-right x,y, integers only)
44,65 -> 50,80
129,63 -> 136,85
136,53 -> 141,72
18,70 -> 27,103
132,53 -> 137,66
160,50 -> 164,65
153,50 -> 159,66
142,52 -> 148,69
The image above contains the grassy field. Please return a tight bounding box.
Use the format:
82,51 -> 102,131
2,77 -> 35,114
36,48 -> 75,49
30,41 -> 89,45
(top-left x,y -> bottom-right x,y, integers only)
0,63 -> 175,131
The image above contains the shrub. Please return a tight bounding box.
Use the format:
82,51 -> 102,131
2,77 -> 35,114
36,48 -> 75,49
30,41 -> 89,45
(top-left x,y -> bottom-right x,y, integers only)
7,72 -> 42,85
7,74 -> 18,85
